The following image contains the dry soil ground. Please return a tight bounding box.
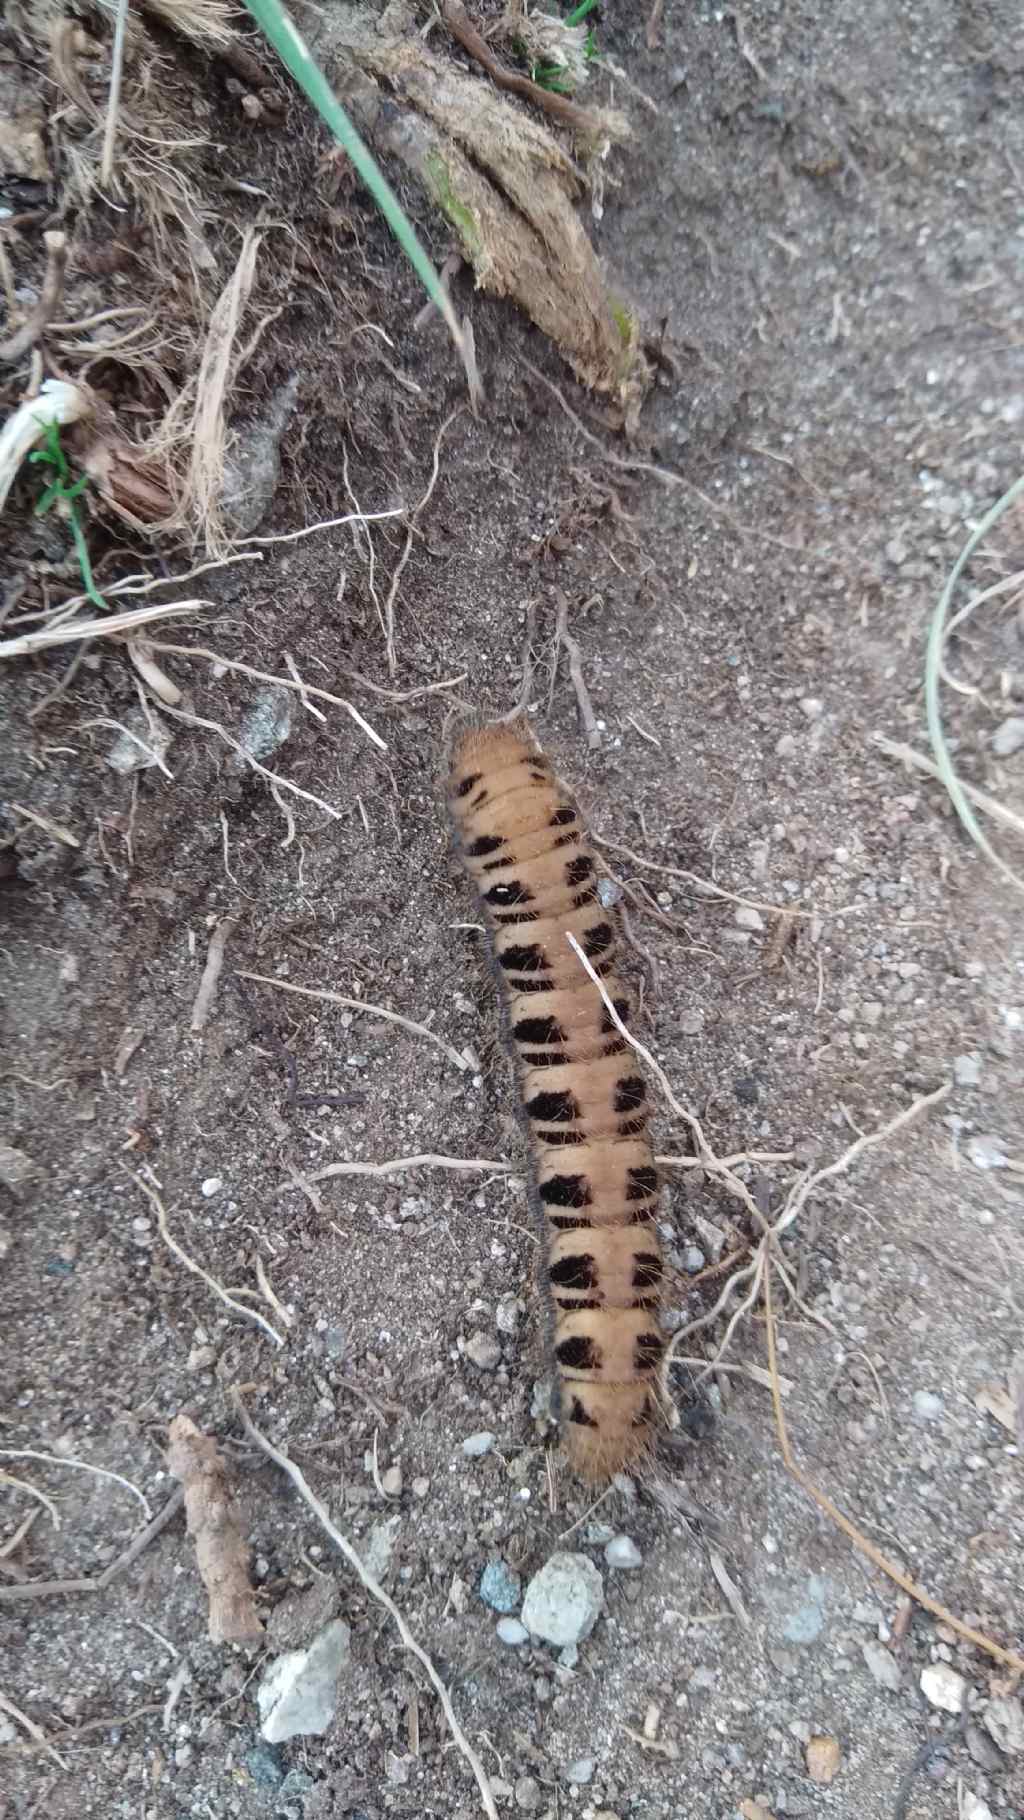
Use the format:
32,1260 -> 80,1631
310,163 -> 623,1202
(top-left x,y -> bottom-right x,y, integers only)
2,4 -> 1024,1820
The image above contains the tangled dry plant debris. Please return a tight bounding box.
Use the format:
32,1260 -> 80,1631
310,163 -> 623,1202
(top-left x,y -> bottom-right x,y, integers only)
167,1414 -> 264,1646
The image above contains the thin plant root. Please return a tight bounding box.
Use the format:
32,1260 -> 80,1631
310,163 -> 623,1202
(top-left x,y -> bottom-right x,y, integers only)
167,1414 -> 263,1645
128,1169 -> 286,1347
234,1395 -> 499,1820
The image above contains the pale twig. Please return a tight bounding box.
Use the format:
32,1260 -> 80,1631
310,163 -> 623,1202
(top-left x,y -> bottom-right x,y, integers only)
190,917 -> 237,1034
596,834 -> 816,920
0,1690 -> 68,1772
99,0 -> 129,187
0,600 -> 206,661
553,590 -> 600,749
241,504 -> 404,548
763,1265 -> 1024,1673
0,1488 -> 184,1604
254,1253 -> 293,1331
301,1153 -> 512,1187
235,970 -> 470,1073
383,410 -> 458,673
160,703 -> 345,820
0,1473 -> 60,1530
873,734 -> 1024,844
0,1449 -> 150,1520
146,642 -> 387,751
129,1171 -> 285,1347
343,669 -> 467,702
233,1397 -> 499,1820
10,802 -> 79,848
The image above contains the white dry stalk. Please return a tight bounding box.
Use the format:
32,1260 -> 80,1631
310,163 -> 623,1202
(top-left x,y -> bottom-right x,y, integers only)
0,600 -> 206,661
100,0 -> 130,187
188,229 -> 262,553
144,642 -> 386,750
0,379 -> 90,515
160,702 -> 346,820
234,1399 -> 499,1820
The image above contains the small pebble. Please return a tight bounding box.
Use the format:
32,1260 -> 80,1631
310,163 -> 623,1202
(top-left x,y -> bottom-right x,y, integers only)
775,733 -> 798,758
991,716 -> 1024,758
954,1054 -> 982,1087
462,1431 -> 496,1458
521,1552 -> 604,1648
861,1639 -> 901,1692
496,1617 -> 529,1646
381,1464 -> 402,1497
412,1476 -> 430,1498
565,1757 -> 595,1786
604,1535 -> 643,1570
912,1390 -> 944,1422
465,1332 -> 502,1370
960,1799 -> 993,1820
514,1775 -> 542,1811
200,1176 -> 223,1198
799,696 -> 824,719
734,905 -> 765,932
920,1664 -> 968,1714
479,1558 -> 522,1615
244,1741 -> 285,1790
983,1694 -> 1024,1755
967,1134 -> 1009,1171
683,1245 -> 706,1274
805,1735 -> 841,1785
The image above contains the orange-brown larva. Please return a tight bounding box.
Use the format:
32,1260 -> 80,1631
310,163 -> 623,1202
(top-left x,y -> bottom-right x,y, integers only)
449,720 -> 663,1482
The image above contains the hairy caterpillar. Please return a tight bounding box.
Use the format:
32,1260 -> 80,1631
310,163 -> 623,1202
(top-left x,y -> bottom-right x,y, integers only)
449,721 -> 664,1482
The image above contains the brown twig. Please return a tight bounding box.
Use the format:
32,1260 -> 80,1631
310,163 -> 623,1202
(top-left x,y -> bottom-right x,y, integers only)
190,917 -> 237,1034
234,1395 -> 499,1820
0,1487 -> 184,1604
763,1264 -> 1024,1674
553,589 -> 601,749
167,1415 -> 263,1644
0,232 -> 67,364
646,0 -> 666,50
440,0 -> 619,144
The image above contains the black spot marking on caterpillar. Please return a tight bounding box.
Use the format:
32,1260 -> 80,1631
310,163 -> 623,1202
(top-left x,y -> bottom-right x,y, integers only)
627,1165 -> 659,1200
499,943 -> 550,974
550,1253 -> 597,1290
582,922 -> 614,961
557,1335 -> 601,1371
565,855 -> 594,887
456,772 -> 482,798
631,1253 -> 663,1289
486,880 -> 534,907
634,1333 -> 663,1372
550,806 -> 576,826
515,1015 -> 565,1046
614,1076 -> 647,1113
540,1174 -> 592,1208
525,1089 -> 579,1124
569,1396 -> 599,1428
468,834 -> 505,858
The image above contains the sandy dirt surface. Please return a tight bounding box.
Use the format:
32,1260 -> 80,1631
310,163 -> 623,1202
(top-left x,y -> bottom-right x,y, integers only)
2,3 -> 1023,1818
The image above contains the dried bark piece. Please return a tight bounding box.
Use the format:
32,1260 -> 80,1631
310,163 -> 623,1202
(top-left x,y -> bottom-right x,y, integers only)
167,1413 -> 263,1644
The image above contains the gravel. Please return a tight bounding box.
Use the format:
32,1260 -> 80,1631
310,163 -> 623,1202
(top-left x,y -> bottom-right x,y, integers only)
479,1557 -> 522,1614
257,1620 -> 352,1742
604,1534 -> 643,1570
462,1430 -> 496,1457
465,1331 -> 502,1370
920,1664 -> 968,1714
861,1639 -> 901,1692
521,1552 -> 604,1648
983,1695 -> 1024,1755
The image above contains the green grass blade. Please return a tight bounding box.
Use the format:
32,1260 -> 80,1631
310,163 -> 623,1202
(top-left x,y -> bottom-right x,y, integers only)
243,0 -> 478,401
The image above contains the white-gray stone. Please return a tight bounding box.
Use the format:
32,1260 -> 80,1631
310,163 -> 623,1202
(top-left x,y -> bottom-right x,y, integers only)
983,1695 -> 1024,1755
465,1331 -> 501,1370
920,1664 -> 968,1714
521,1552 -> 604,1648
496,1616 -> 529,1646
912,1390 -> 944,1422
565,1757 -> 594,1785
257,1619 -> 351,1742
861,1639 -> 901,1692
967,1133 -> 1009,1171
991,717 -> 1024,759
362,1515 -> 401,1582
462,1431 -> 496,1458
954,1053 -> 982,1087
734,905 -> 765,932
604,1534 -> 642,1570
